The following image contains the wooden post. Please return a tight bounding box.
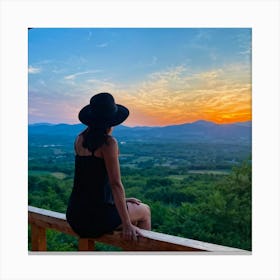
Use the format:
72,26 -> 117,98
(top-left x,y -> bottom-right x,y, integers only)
78,238 -> 95,251
31,223 -> 47,251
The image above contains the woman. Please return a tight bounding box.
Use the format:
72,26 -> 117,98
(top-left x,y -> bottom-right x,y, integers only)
66,92 -> 151,241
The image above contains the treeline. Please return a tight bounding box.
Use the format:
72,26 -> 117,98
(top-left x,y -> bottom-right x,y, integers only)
28,141 -> 251,173
28,159 -> 251,251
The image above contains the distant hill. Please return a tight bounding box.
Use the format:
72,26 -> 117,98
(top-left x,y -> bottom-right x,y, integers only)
28,120 -> 252,144
28,123 -> 86,136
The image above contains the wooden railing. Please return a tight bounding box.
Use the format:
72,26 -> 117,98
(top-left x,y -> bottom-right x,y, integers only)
28,206 -> 249,253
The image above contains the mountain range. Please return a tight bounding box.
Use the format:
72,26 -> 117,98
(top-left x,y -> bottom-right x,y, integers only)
28,120 -> 252,144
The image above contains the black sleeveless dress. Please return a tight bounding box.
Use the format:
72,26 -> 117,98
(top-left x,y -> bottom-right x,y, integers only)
66,154 -> 122,238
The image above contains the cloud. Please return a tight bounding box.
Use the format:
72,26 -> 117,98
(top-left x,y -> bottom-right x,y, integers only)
96,43 -> 108,48
235,30 -> 252,58
85,79 -> 117,93
116,63 -> 251,126
136,56 -> 158,68
38,79 -> 46,87
151,56 -> 158,65
52,68 -> 65,74
194,29 -> 212,41
64,70 -> 102,80
28,66 -> 41,74
239,47 -> 251,56
87,31 -> 92,41
33,63 -> 251,126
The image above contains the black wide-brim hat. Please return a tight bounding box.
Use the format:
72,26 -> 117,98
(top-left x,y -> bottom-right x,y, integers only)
78,92 -> 129,128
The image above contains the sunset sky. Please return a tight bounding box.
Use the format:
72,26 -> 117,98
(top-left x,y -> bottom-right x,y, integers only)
28,28 -> 251,127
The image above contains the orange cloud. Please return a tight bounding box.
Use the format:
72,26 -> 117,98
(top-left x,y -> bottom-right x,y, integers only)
67,64 -> 251,126
113,64 -> 251,126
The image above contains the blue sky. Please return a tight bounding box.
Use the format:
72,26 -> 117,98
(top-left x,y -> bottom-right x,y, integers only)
28,28 -> 251,126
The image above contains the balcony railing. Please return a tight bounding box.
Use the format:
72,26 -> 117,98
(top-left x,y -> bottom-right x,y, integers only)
28,205 -> 249,253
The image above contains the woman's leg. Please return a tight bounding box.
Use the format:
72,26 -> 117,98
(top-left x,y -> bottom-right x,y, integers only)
127,202 -> 151,230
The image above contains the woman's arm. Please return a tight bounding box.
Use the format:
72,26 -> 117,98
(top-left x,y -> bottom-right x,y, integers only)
101,136 -> 142,240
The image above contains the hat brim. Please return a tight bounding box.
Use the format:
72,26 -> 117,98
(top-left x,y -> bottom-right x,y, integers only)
78,104 -> 129,127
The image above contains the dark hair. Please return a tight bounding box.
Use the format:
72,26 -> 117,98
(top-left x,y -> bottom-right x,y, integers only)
81,126 -> 109,153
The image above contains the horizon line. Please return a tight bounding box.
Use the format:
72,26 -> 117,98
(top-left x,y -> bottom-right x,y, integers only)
28,119 -> 252,128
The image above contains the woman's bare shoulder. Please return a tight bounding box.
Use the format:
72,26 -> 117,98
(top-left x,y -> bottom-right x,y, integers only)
74,133 -> 92,156
101,136 -> 118,155
106,135 -> 118,145
75,130 -> 86,142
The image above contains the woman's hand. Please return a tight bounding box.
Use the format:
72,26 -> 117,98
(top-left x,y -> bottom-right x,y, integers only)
122,223 -> 143,241
126,197 -> 141,205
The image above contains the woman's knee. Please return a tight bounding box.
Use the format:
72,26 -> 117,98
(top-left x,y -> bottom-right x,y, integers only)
138,203 -> 151,230
127,202 -> 150,221
141,203 -> 151,218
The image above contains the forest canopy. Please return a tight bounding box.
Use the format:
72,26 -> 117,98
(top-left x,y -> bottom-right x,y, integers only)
28,139 -> 251,251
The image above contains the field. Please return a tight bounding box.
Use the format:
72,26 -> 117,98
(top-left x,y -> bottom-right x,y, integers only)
29,170 -> 67,179
188,170 -> 230,175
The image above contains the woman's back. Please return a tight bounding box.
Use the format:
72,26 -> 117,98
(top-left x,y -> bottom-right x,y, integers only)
72,154 -> 111,204
66,134 -> 118,237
